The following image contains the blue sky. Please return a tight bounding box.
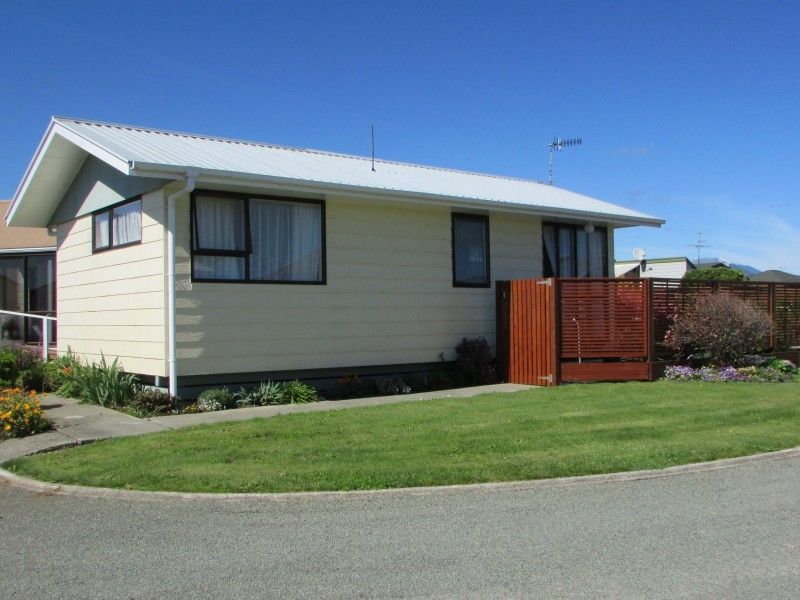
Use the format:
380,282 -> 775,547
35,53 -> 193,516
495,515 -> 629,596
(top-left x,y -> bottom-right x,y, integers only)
2,1 -> 798,272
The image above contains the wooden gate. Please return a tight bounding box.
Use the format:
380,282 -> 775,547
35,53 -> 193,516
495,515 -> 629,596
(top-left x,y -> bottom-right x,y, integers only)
496,279 -> 558,386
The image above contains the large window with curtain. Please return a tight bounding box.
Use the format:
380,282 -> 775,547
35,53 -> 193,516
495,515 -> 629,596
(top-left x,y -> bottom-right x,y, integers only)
191,191 -> 325,284
92,197 -> 142,252
542,223 -> 607,277
452,213 -> 490,287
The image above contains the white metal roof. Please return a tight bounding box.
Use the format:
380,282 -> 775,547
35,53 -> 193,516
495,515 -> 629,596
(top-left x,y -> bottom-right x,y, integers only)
8,117 -> 664,227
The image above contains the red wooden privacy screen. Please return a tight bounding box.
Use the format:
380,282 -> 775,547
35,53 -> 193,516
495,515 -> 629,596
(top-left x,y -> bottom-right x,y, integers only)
497,278 -> 800,386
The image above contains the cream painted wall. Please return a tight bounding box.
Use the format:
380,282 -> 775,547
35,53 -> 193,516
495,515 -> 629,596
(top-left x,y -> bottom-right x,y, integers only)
56,189 -> 167,375
173,195 -> 543,376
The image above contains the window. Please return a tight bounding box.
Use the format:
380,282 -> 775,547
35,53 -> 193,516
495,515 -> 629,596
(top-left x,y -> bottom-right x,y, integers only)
191,191 -> 325,284
0,253 -> 55,343
543,223 -> 607,277
452,213 -> 490,287
92,197 -> 142,252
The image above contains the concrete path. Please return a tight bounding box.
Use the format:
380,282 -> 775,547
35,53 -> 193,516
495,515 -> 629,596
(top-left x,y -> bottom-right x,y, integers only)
0,383 -> 533,462
2,447 -> 799,598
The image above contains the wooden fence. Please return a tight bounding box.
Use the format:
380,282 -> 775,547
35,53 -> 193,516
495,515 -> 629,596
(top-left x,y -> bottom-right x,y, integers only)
497,278 -> 800,385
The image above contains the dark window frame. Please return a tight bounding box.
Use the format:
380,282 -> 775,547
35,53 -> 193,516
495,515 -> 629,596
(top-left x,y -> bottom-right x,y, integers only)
190,189 -> 327,285
542,221 -> 608,278
91,196 -> 143,253
451,213 -> 491,288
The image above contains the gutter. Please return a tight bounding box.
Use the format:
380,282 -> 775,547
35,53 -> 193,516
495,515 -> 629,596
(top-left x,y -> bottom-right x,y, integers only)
130,163 -> 664,228
165,171 -> 197,397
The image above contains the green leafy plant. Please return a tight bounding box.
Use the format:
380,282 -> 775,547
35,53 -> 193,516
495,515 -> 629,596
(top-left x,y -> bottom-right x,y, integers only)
43,349 -> 84,396
234,381 -> 285,407
664,293 -> 772,366
74,355 -> 140,408
196,388 -> 234,412
455,337 -> 496,385
281,380 -> 317,404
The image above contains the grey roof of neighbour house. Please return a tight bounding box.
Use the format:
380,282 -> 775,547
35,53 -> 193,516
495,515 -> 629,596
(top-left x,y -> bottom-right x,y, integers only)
750,270 -> 800,283
8,117 -> 665,228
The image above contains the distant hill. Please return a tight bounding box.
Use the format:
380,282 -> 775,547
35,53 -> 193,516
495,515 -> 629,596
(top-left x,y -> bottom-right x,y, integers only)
697,257 -> 760,277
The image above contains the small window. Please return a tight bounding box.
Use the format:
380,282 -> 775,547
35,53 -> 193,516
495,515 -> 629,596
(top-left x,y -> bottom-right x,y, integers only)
452,213 -> 490,287
191,191 -> 325,284
92,198 -> 142,252
543,223 -> 607,277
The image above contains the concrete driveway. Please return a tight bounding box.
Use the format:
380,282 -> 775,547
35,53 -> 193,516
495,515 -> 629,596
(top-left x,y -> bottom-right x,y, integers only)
2,452 -> 799,599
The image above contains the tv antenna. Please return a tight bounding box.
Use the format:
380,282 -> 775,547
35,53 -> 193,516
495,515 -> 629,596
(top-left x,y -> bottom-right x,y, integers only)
370,124 -> 376,172
688,231 -> 709,264
547,137 -> 582,185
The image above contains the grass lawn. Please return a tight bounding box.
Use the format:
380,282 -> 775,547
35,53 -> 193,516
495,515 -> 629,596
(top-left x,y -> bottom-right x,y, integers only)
5,381 -> 800,493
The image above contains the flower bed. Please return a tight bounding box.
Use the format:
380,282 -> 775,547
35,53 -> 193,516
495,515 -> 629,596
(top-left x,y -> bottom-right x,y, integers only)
0,388 -> 51,438
664,362 -> 797,383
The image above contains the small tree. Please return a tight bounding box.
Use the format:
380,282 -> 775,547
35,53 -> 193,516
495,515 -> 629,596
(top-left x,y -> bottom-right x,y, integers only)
683,266 -> 746,281
664,293 -> 771,366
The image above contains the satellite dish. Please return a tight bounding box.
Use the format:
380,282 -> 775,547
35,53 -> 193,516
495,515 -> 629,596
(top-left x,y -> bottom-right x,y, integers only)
633,248 -> 646,261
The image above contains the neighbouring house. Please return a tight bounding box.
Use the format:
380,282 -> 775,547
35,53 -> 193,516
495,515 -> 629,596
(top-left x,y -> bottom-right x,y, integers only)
750,270 -> 800,283
7,117 -> 663,396
0,200 -> 56,343
614,256 -> 696,279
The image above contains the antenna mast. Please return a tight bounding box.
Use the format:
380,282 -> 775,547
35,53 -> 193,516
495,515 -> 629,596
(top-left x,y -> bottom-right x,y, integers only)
371,124 -> 376,172
547,137 -> 582,185
688,231 -> 709,264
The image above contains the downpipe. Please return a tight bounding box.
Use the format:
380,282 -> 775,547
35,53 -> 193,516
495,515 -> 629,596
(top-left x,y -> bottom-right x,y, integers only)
166,172 -> 197,397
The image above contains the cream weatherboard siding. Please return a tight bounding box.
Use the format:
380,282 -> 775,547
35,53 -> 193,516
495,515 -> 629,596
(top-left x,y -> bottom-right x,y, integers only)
56,189 -> 167,375
173,195 -> 543,376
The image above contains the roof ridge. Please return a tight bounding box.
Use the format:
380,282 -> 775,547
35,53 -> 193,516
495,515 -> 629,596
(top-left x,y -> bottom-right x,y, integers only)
53,116 -> 548,186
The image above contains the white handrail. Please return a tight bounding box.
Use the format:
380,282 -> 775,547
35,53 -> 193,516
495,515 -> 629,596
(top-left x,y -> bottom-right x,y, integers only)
0,309 -> 57,362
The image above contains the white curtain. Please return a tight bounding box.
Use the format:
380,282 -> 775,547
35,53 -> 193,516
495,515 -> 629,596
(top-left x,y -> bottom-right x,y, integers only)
112,199 -> 142,245
94,211 -> 110,248
249,199 -> 321,281
194,196 -> 246,279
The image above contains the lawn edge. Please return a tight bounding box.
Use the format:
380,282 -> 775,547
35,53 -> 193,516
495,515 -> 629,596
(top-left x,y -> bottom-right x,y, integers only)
3,445 -> 799,502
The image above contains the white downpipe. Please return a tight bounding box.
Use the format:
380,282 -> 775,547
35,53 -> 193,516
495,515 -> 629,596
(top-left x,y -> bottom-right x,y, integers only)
166,173 -> 196,397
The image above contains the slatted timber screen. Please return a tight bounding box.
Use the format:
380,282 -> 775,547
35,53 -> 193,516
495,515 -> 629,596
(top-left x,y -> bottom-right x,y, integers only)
506,279 -> 557,386
559,279 -> 648,359
774,284 -> 800,350
648,279 -> 789,357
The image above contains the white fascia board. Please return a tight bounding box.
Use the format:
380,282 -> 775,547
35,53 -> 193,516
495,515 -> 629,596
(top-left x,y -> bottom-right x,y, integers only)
130,162 -> 665,229
7,120 -> 132,225
0,247 -> 56,254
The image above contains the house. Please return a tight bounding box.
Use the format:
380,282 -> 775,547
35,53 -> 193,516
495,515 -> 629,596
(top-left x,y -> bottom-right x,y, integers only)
7,117 -> 663,396
750,270 -> 800,283
614,256 -> 696,279
0,200 -> 56,343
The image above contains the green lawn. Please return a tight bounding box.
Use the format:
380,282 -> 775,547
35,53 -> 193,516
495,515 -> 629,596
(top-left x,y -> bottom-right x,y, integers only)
5,381 -> 800,493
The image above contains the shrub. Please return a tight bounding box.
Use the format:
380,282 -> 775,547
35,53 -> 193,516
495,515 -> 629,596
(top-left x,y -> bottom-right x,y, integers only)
16,361 -> 47,392
281,380 -> 317,404
197,388 -> 234,412
43,350 -> 84,396
455,337 -> 496,385
375,376 -> 411,395
0,388 -> 51,438
234,381 -> 284,407
131,388 -> 179,416
0,351 -> 20,387
75,355 -> 140,408
683,266 -> 747,281
664,293 -> 771,366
